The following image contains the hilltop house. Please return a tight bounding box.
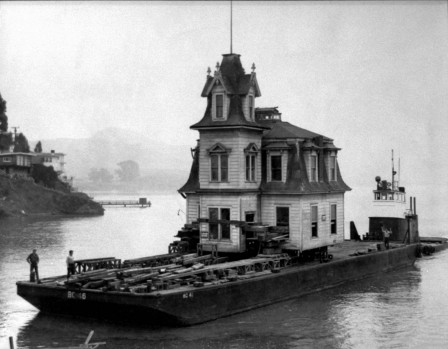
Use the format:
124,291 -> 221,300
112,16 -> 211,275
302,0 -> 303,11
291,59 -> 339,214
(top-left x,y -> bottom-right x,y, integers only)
32,150 -> 65,175
0,152 -> 34,177
179,53 -> 350,256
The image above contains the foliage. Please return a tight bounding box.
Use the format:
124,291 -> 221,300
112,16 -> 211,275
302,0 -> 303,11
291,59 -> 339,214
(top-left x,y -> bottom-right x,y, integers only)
34,141 -> 43,153
115,160 -> 140,182
88,168 -> 114,183
13,133 -> 30,153
0,93 -> 7,132
0,132 -> 12,152
31,164 -> 59,189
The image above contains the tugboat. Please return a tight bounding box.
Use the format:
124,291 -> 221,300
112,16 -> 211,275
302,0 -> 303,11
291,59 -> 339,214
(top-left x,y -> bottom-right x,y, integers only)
366,150 -> 419,244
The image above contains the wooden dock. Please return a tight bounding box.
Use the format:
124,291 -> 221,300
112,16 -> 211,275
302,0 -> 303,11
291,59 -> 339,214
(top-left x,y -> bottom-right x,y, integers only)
96,198 -> 151,208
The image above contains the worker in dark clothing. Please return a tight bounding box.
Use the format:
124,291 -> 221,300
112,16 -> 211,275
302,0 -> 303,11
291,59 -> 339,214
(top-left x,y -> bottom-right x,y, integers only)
26,249 -> 40,282
66,250 -> 76,280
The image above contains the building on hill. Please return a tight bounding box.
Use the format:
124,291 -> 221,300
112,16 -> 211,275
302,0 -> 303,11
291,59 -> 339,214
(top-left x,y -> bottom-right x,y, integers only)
0,152 -> 34,177
32,150 -> 66,175
178,53 -> 350,256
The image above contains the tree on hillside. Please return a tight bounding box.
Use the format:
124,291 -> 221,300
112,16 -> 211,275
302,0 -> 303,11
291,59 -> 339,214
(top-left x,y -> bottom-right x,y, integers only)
0,132 -> 12,152
31,164 -> 59,189
115,160 -> 140,182
0,93 -> 8,132
34,141 -> 43,153
88,168 -> 114,183
13,133 -> 30,153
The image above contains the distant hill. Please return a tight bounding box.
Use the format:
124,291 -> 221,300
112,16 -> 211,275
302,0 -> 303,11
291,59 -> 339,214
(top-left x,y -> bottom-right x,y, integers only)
31,127 -> 194,191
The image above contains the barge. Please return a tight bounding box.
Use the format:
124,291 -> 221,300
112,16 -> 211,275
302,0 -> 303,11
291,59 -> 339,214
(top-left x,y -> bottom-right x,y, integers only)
17,241 -> 420,326
16,52 -> 447,326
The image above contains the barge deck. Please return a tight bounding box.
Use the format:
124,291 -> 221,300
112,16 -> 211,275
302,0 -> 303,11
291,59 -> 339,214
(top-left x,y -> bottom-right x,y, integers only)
17,240 -> 444,326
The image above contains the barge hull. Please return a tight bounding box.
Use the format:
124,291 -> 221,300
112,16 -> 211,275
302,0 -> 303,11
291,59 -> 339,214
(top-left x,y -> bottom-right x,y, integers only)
17,244 -> 418,326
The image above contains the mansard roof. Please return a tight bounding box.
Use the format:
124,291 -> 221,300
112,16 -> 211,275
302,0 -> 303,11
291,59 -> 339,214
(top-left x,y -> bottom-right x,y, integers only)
178,146 -> 200,194
262,121 -> 332,141
201,54 -> 261,97
190,94 -> 267,131
260,143 -> 351,194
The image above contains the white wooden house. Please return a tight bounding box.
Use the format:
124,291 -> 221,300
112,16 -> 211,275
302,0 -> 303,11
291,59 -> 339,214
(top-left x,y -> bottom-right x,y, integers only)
179,53 -> 350,255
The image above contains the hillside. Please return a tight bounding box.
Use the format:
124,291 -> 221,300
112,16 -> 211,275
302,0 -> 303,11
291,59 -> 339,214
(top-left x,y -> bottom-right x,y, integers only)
32,127 -> 194,184
0,174 -> 104,218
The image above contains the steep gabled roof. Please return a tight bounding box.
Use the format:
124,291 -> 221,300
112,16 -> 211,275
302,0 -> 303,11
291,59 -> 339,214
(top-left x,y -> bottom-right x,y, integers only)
201,54 -> 261,97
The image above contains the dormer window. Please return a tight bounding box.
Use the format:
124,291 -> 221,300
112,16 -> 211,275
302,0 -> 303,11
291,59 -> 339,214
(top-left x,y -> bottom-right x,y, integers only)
216,94 -> 224,119
329,156 -> 337,181
248,95 -> 254,120
208,143 -> 231,182
271,155 -> 282,181
310,155 -> 318,182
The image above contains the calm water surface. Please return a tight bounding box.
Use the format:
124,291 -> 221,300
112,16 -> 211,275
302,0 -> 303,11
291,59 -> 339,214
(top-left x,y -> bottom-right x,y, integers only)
1,192 -> 448,349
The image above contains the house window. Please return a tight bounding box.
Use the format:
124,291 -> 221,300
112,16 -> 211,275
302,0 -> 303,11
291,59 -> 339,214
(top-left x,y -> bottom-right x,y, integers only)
329,156 -> 336,181
276,207 -> 289,227
216,94 -> 224,119
271,155 -> 282,181
211,154 -> 228,181
209,208 -> 231,240
330,204 -> 337,235
2,157 -> 11,163
311,205 -> 318,237
310,155 -> 318,182
208,143 -> 231,182
248,95 -> 254,120
245,212 -> 255,223
246,154 -> 256,181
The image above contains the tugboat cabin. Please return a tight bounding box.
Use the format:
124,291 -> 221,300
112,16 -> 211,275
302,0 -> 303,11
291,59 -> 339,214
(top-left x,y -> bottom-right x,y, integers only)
178,53 -> 351,258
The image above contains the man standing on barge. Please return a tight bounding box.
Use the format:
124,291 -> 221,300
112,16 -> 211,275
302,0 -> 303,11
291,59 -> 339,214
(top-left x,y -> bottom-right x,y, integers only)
382,225 -> 391,250
66,250 -> 76,280
26,249 -> 39,283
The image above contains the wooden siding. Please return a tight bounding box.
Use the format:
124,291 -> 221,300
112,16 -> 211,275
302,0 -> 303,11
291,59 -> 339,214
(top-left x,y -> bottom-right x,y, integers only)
186,194 -> 200,224
199,130 -> 262,190
300,193 -> 345,250
260,196 -> 301,244
260,193 -> 345,251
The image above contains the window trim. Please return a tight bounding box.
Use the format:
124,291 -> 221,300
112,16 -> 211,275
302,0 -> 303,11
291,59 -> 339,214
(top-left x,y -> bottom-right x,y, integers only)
215,93 -> 224,119
329,156 -> 337,181
330,204 -> 337,235
270,154 -> 282,182
248,95 -> 254,120
311,204 -> 318,238
310,155 -> 318,182
208,143 -> 231,182
208,207 -> 231,241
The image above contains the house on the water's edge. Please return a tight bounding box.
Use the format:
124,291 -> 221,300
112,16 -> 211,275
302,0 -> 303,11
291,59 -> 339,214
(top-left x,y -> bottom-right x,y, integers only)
178,53 -> 351,256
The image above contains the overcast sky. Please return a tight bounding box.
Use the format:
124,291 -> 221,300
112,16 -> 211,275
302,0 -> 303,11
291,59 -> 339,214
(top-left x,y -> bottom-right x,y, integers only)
1,1 -> 447,232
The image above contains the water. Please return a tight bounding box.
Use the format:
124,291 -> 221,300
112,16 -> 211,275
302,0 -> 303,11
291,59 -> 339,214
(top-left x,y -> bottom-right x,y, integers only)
1,192 -> 448,349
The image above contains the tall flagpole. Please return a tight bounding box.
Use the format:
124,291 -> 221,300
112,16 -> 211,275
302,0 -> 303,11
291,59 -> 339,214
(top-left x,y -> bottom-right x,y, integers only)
230,0 -> 233,54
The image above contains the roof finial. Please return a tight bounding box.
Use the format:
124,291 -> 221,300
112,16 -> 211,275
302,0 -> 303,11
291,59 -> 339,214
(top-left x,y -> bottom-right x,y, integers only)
251,63 -> 256,73
207,67 -> 211,76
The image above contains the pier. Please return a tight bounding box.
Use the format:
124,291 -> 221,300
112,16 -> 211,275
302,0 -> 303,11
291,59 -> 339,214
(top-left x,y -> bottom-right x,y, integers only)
96,198 -> 151,208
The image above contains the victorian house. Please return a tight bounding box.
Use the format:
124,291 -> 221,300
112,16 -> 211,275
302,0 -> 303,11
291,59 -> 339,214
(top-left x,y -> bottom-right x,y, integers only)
179,53 -> 350,255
